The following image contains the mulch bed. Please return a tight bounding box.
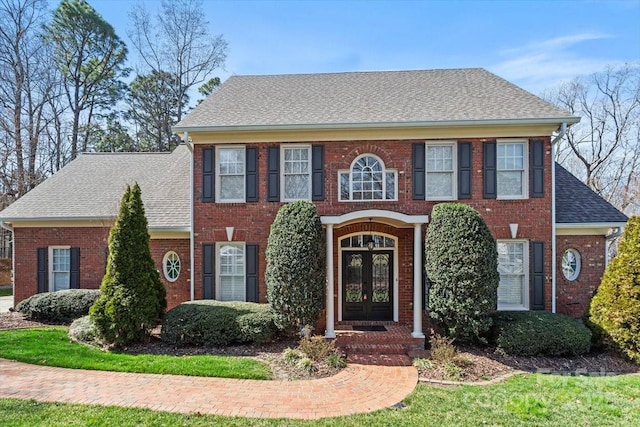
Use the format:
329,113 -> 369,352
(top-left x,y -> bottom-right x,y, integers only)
2,312 -> 638,383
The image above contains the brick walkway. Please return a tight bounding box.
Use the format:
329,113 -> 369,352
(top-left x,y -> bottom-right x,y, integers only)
0,358 -> 417,420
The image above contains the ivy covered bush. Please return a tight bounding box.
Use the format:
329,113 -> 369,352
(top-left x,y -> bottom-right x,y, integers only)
161,301 -> 278,346
90,184 -> 166,347
587,216 -> 640,363
491,311 -> 591,356
16,289 -> 100,324
266,200 -> 326,332
425,203 -> 499,342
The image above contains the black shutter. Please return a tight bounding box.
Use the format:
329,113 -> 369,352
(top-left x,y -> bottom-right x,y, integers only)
246,244 -> 259,302
530,140 -> 544,198
70,247 -> 80,289
483,141 -> 497,198
267,146 -> 280,202
202,148 -> 215,202
311,145 -> 325,201
246,147 -> 258,202
458,141 -> 472,199
203,244 -> 215,299
531,241 -> 545,310
412,143 -> 426,200
37,247 -> 47,293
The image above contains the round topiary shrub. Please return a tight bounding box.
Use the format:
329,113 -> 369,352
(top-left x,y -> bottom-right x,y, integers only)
266,200 -> 326,332
491,311 -> 592,356
587,216 -> 639,363
425,203 -> 499,342
15,289 -> 100,324
161,301 -> 278,346
68,315 -> 98,343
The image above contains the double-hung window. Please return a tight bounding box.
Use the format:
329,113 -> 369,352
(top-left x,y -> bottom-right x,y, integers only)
497,141 -> 526,198
339,154 -> 397,201
50,247 -> 70,291
218,244 -> 245,301
282,145 -> 311,200
217,147 -> 245,202
426,142 -> 456,200
497,240 -> 529,310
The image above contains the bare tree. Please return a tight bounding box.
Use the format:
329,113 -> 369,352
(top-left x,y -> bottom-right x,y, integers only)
128,0 -> 228,122
547,64 -> 640,214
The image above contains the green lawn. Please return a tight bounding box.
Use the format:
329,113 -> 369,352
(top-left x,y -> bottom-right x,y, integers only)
0,288 -> 12,297
1,374 -> 639,426
0,327 -> 271,380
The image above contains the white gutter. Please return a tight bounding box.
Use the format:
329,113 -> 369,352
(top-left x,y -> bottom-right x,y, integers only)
173,117 -> 581,134
185,131 -> 195,302
550,122 -> 567,313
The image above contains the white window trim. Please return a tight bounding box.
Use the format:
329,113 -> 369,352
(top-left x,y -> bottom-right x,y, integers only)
48,245 -> 71,292
162,251 -> 181,283
561,248 -> 581,281
281,144 -> 312,201
496,139 -> 528,200
425,140 -> 457,201
497,239 -> 529,311
338,154 -> 398,202
215,242 -> 246,302
216,145 -> 246,203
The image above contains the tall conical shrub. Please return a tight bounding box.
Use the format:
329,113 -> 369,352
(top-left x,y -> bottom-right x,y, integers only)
266,200 -> 326,332
90,183 -> 166,346
587,216 -> 639,363
425,203 -> 499,342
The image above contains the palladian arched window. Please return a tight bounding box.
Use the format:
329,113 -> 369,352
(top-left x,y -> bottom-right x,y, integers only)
339,154 -> 397,201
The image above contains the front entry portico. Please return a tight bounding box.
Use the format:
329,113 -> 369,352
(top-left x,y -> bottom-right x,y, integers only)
321,210 -> 428,339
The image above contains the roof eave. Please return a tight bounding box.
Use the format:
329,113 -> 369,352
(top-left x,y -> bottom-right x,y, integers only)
173,117 -> 581,134
556,221 -> 627,236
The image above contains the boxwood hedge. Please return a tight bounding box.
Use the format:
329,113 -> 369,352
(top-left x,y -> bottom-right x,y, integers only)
161,301 -> 278,346
16,289 -> 100,324
491,311 -> 592,356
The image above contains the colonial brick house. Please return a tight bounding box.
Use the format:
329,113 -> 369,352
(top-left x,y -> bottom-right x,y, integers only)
0,68 -> 627,343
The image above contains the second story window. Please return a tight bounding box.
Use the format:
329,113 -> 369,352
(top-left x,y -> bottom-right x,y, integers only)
339,154 -> 397,201
426,143 -> 456,200
217,147 -> 245,202
497,141 -> 526,198
282,145 -> 311,200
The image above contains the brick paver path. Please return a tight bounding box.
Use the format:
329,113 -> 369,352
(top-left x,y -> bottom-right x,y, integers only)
0,358 -> 417,419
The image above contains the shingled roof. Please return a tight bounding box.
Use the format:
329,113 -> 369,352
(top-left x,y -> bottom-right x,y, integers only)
0,145 -> 190,229
175,68 -> 578,130
555,163 -> 628,224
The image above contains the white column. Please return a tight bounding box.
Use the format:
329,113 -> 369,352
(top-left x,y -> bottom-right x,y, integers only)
325,224 -> 336,338
412,223 -> 425,338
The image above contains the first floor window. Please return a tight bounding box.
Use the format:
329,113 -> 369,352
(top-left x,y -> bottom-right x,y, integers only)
163,251 -> 181,282
282,145 -> 311,200
497,141 -> 526,198
50,247 -> 70,291
497,241 -> 528,309
562,248 -> 581,281
218,147 -> 245,202
218,244 -> 245,301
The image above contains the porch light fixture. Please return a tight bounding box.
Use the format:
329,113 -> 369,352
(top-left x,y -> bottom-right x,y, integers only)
366,218 -> 374,251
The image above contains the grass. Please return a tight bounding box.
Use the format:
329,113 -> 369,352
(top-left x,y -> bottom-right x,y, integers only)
0,327 -> 271,380
0,288 -> 12,297
0,374 -> 639,426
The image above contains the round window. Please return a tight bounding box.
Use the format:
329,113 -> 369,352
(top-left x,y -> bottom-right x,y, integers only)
163,251 -> 181,282
561,249 -> 581,281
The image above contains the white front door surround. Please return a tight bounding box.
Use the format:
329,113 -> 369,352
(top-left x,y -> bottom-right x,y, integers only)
321,209 -> 428,339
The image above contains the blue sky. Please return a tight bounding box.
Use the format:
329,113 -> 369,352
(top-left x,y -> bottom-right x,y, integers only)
87,0 -> 639,95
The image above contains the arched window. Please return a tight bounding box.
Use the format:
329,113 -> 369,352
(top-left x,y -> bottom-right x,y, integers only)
339,154 -> 397,201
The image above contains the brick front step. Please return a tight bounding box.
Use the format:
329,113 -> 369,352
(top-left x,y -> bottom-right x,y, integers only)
334,324 -> 425,357
340,343 -> 416,355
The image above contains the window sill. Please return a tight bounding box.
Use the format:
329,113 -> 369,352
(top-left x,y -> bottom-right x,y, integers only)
497,304 -> 529,311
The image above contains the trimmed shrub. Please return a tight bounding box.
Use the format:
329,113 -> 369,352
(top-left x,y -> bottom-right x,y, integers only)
68,315 -> 98,343
425,203 -> 499,342
90,183 -> 166,347
161,301 -> 278,346
266,200 -> 325,332
587,216 -> 640,363
16,289 -> 100,324
491,311 -> 591,356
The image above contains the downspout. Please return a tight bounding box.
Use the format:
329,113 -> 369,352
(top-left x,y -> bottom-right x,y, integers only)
185,131 -> 195,302
550,123 -> 567,313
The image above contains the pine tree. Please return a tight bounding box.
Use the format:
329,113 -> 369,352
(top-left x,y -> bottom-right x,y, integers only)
90,183 -> 166,346
587,216 -> 639,362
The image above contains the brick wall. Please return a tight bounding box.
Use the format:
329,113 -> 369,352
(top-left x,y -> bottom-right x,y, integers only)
556,235 -> 606,318
193,137 -> 555,324
13,227 -> 190,310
